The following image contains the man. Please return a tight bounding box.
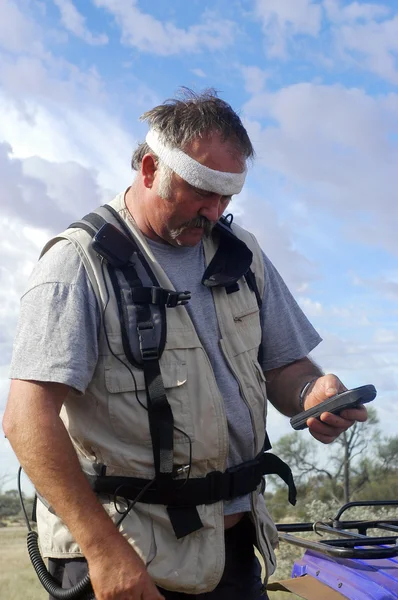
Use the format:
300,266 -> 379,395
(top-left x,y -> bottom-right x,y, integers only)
3,90 -> 367,600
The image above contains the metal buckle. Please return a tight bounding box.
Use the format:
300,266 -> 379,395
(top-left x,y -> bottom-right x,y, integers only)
137,322 -> 158,360
148,287 -> 191,308
172,464 -> 190,478
165,290 -> 191,308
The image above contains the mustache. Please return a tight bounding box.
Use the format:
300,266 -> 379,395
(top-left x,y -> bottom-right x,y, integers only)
169,216 -> 215,239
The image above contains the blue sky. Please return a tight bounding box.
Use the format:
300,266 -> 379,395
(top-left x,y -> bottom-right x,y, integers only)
1,0 -> 398,483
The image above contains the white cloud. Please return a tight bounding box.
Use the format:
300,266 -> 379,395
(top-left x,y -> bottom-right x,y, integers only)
191,68 -> 206,78
313,331 -> 378,371
243,82 -> 398,255
255,0 -> 322,58
324,2 -> 398,84
0,54 -> 105,110
298,297 -> 324,317
0,142 -> 71,232
297,299 -> 371,328
52,0 -> 108,45
93,0 -> 235,55
0,1 -> 106,112
241,65 -> 269,95
0,218 -> 43,373
0,0 -> 44,55
234,187 -> 318,293
377,279 -> 398,300
324,0 -> 391,23
330,306 -> 370,325
0,93 -> 133,193
338,15 -> 398,84
373,328 -> 398,345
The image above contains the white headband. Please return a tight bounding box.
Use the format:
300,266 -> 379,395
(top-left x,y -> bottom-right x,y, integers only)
145,129 -> 246,196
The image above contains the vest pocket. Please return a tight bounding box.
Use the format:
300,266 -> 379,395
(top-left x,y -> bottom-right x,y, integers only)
104,357 -> 189,446
226,306 -> 262,356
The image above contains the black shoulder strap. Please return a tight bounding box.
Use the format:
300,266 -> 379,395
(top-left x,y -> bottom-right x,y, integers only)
69,207 -> 179,484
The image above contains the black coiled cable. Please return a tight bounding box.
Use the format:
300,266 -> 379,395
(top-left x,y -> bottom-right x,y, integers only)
27,530 -> 93,599
18,468 -> 94,599
19,468 -> 158,599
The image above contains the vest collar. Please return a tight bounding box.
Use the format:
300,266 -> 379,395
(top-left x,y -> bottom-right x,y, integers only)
202,220 -> 253,288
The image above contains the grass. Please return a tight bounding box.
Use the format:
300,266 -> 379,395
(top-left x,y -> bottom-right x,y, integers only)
0,526 -> 297,600
0,525 -> 46,600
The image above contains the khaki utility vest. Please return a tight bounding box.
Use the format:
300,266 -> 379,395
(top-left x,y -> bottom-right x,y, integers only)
36,192 -> 279,594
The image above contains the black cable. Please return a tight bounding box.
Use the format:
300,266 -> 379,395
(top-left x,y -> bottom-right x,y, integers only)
18,469 -> 94,600
18,467 -> 31,531
19,470 -> 159,600
114,477 -> 157,528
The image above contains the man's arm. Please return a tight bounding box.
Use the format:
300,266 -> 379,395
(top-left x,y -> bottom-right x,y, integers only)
265,357 -> 368,444
3,379 -> 163,600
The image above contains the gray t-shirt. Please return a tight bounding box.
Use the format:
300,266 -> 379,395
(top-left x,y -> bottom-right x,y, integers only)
10,238 -> 321,514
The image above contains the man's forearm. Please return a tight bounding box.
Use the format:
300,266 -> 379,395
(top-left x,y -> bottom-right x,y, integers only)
3,380 -> 125,560
265,357 -> 323,417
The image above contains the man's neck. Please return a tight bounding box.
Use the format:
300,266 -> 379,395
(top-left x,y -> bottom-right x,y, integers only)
124,186 -> 167,245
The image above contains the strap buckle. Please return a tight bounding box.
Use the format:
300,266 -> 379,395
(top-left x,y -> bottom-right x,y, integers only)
151,288 -> 191,308
137,322 -> 158,360
131,287 -> 191,308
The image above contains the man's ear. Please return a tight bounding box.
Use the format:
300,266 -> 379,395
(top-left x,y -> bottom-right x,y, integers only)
141,154 -> 157,189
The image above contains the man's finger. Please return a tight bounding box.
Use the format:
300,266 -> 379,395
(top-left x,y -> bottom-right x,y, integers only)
307,416 -> 346,438
340,405 -> 368,422
319,411 -> 355,429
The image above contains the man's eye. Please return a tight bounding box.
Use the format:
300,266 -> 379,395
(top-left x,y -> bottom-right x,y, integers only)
195,189 -> 211,197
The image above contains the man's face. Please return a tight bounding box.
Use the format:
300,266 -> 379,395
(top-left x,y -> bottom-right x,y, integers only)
145,133 -> 245,247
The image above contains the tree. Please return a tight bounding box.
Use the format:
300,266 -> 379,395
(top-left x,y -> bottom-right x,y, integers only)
0,490 -> 21,518
0,473 -> 14,494
376,436 -> 398,472
272,407 -> 380,504
334,407 -> 379,503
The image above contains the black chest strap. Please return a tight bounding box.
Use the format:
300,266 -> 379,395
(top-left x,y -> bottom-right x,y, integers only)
92,446 -> 297,538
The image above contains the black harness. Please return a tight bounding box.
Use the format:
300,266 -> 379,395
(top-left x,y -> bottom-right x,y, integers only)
69,205 -> 296,538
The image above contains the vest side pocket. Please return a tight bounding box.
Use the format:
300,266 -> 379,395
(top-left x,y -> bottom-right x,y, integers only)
251,492 -> 278,581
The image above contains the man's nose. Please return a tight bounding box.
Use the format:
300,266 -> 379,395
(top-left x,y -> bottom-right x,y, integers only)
199,198 -> 224,223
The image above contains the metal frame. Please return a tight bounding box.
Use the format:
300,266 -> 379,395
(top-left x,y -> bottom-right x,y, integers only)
276,500 -> 398,559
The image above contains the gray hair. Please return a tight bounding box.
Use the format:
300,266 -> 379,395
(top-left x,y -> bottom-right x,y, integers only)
131,88 -> 254,171
157,161 -> 173,199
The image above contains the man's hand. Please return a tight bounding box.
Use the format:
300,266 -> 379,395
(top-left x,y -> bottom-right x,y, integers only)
304,374 -> 368,444
87,534 -> 164,600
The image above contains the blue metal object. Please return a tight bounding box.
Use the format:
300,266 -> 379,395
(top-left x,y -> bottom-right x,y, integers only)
292,549 -> 398,599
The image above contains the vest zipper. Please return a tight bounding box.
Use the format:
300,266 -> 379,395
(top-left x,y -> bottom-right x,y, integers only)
218,338 -> 272,580
200,347 -> 230,472
233,306 -> 259,322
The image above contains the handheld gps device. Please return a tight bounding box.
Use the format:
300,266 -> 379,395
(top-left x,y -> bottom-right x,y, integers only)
290,384 -> 377,431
